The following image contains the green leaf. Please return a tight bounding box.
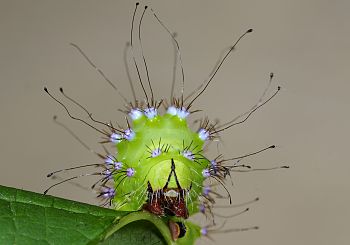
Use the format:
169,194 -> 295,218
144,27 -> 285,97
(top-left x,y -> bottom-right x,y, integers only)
0,185 -> 201,245
98,220 -> 165,245
0,185 -> 159,245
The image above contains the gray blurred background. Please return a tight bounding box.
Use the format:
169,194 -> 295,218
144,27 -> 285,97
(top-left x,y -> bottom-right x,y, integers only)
0,0 -> 349,244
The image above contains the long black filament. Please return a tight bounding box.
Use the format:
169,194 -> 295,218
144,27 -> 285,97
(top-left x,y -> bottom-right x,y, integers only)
123,42 -> 137,104
59,87 -> 123,133
69,43 -> 129,104
53,115 -> 104,156
212,86 -> 280,134
186,29 -> 253,110
44,87 -> 108,136
131,2 -> 150,106
151,9 -> 185,104
222,145 -> 275,163
169,32 -> 178,102
138,6 -> 154,104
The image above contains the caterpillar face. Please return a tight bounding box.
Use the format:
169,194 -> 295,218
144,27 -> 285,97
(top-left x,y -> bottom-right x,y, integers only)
109,106 -> 209,218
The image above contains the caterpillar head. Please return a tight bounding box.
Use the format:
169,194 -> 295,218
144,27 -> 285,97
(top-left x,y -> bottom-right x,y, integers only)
109,105 -> 210,218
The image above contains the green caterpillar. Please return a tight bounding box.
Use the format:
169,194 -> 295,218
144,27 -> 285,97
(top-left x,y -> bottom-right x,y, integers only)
44,2 -> 284,244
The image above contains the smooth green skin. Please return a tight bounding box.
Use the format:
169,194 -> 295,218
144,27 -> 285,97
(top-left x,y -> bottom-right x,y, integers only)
113,113 -> 209,215
0,185 -> 201,245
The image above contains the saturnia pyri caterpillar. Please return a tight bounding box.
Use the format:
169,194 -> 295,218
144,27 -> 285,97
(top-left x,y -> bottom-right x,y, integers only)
43,2 -> 287,244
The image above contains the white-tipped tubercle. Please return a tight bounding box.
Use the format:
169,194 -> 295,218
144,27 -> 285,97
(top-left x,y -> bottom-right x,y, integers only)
110,133 -> 122,144
124,128 -> 135,141
176,107 -> 190,119
144,107 -> 157,119
202,169 -> 210,178
105,155 -> 115,164
129,108 -> 143,120
166,106 -> 190,119
167,106 -> 177,115
198,128 -> 209,141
